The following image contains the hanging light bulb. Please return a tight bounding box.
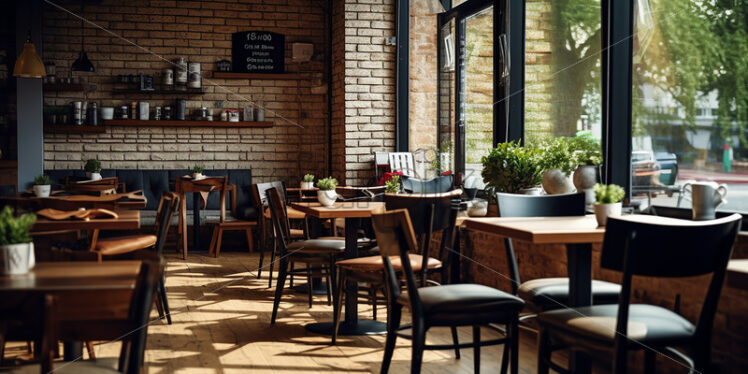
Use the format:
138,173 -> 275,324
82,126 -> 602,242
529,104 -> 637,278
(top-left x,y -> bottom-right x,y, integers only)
71,10 -> 94,72
13,31 -> 46,78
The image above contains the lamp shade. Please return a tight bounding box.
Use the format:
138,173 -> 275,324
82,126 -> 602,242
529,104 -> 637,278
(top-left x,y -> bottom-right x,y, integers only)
13,41 -> 46,78
71,50 -> 95,72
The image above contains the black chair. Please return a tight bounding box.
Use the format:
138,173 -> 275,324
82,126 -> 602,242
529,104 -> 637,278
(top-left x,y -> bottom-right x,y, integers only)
401,175 -> 454,193
266,187 -> 345,323
536,213 -> 742,374
373,209 -> 524,374
496,192 -> 622,312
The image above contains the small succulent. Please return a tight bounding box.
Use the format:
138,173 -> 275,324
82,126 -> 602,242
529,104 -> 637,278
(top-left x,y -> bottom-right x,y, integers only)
594,183 -> 625,204
0,206 -> 36,245
317,177 -> 338,191
84,159 -> 102,173
385,175 -> 401,193
303,174 -> 315,182
34,174 -> 51,186
191,165 -> 204,174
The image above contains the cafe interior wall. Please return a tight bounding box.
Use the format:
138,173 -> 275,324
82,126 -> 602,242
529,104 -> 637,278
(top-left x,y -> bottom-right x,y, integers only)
40,0 -> 331,183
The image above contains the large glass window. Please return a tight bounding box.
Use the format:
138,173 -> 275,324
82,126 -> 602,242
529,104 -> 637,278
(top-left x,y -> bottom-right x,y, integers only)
631,0 -> 748,212
524,0 -> 602,143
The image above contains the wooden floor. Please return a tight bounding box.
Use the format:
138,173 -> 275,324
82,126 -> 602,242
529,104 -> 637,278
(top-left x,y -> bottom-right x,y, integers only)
7,252 -> 545,373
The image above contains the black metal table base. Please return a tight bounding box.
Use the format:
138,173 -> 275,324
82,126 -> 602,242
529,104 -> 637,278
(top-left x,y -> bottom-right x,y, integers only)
305,320 -> 387,336
291,282 -> 328,295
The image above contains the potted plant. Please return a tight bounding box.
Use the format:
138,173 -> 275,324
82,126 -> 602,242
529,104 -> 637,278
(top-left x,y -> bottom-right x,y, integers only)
593,183 -> 625,226
0,206 -> 37,275
84,159 -> 102,180
316,177 -> 338,207
191,165 -> 205,180
481,141 -> 544,196
301,174 -> 315,189
33,174 -> 51,198
385,175 -> 401,194
570,135 -> 603,205
537,137 -> 576,194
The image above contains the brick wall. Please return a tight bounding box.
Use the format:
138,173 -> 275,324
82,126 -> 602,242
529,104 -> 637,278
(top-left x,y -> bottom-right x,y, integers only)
41,0 -> 331,183
408,0 -> 437,154
331,0 -> 397,186
524,0 -> 553,141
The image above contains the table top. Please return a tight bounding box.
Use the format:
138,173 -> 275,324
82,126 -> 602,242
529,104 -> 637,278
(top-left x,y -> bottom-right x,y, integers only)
32,209 -> 140,232
727,259 -> 748,289
1,191 -> 147,210
0,261 -> 141,291
291,201 -> 386,219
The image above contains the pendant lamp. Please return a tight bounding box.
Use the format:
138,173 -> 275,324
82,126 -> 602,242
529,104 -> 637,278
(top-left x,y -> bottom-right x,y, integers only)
13,31 -> 46,78
71,11 -> 94,72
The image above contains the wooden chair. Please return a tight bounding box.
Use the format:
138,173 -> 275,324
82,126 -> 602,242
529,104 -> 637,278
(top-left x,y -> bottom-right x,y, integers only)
266,187 -> 345,323
175,176 -> 228,259
372,209 -> 524,374
208,184 -> 257,257
536,213 -> 742,374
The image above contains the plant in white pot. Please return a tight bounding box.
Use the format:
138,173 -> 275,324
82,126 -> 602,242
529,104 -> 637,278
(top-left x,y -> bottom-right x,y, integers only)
385,175 -> 401,194
33,174 -> 51,198
593,183 -> 625,226
84,159 -> 103,180
301,174 -> 315,189
570,135 -> 603,205
481,141 -> 544,196
537,137 -> 576,194
0,206 -> 37,275
316,177 -> 338,207
191,165 -> 205,180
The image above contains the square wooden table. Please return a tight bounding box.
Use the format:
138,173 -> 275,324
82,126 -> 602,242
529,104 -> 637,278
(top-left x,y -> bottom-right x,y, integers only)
727,259 -> 748,289
291,201 -> 386,335
32,209 -> 141,252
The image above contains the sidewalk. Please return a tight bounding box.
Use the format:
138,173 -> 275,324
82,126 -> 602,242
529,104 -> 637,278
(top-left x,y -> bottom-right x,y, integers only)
678,168 -> 748,184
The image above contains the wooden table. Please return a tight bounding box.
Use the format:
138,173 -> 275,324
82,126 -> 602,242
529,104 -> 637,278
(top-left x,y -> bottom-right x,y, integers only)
0,261 -> 141,360
175,176 -> 231,257
32,209 -> 141,251
291,201 -> 386,335
0,191 -> 147,210
727,259 -> 748,289
285,187 -> 318,202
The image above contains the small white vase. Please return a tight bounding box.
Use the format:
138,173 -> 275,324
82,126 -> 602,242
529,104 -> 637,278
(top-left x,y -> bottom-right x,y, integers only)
301,181 -> 314,189
33,185 -> 51,197
192,173 -> 204,180
594,202 -> 622,226
86,172 -> 102,181
317,190 -> 337,207
0,242 -> 35,275
542,169 -> 575,195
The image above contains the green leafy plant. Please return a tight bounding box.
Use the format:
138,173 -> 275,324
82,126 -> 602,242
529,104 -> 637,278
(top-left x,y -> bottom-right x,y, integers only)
317,177 -> 338,191
33,174 -> 51,186
191,165 -> 204,174
0,206 -> 36,245
303,174 -> 315,182
84,159 -> 102,173
536,137 -> 577,175
481,141 -> 544,194
569,135 -> 603,166
385,175 -> 401,193
594,183 -> 625,204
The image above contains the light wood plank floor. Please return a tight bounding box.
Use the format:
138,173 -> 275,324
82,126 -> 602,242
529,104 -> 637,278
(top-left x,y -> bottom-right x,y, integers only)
6,252 -> 545,373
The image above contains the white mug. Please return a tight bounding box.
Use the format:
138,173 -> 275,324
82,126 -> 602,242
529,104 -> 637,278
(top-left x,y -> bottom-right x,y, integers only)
683,182 -> 727,220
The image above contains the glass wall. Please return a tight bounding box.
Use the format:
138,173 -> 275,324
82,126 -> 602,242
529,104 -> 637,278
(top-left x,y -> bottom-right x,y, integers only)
631,0 -> 748,212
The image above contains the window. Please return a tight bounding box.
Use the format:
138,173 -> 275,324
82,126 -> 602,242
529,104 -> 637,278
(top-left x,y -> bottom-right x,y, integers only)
631,0 -> 748,212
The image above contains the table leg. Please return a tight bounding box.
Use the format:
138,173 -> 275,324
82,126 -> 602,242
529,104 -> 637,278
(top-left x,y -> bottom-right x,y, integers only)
63,341 -> 82,361
566,243 -> 593,374
180,193 -> 188,259
192,192 -> 201,251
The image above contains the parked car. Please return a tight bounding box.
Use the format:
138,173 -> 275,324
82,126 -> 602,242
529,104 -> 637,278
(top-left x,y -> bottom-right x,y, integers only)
654,151 -> 678,185
631,150 -> 679,186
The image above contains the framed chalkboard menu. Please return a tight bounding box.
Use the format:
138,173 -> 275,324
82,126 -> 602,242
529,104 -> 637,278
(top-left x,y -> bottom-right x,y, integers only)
232,31 -> 285,74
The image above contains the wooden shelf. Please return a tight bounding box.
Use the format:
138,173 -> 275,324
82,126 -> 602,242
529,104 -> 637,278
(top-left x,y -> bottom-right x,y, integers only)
44,83 -> 84,92
112,88 -> 205,95
103,119 -> 273,128
212,72 -> 307,80
44,125 -> 107,134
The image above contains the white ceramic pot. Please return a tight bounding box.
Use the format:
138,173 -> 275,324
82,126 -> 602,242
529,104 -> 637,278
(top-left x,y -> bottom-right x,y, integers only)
467,198 -> 488,217
192,173 -> 204,180
317,190 -> 337,207
542,169 -> 575,195
86,172 -> 102,181
33,185 -> 51,197
520,187 -> 542,195
573,165 -> 598,205
301,181 -> 314,189
594,202 -> 622,226
0,242 -> 35,275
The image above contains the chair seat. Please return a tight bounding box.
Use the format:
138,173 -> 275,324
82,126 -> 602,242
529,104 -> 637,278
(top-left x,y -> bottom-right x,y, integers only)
518,277 -> 621,312
264,206 -> 305,220
337,254 -> 441,272
397,284 -> 524,325
287,239 -> 345,253
6,358 -> 119,373
96,234 -> 157,256
537,304 -> 695,346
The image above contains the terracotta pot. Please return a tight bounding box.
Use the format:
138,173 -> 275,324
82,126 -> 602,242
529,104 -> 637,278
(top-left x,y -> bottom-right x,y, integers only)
33,185 -> 51,197
0,242 -> 35,275
594,202 -> 622,226
317,190 -> 337,207
542,169 -> 574,194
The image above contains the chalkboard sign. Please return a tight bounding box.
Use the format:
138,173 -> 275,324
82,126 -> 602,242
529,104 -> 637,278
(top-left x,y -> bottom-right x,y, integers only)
232,31 -> 285,74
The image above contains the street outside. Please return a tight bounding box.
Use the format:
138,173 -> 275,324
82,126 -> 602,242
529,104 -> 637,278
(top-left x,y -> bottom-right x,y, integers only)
636,167 -> 748,212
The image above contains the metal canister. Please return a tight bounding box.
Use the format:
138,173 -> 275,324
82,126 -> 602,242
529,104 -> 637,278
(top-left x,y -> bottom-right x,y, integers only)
175,58 -> 187,85
188,62 -> 201,89
138,102 -> 150,120
131,102 -> 137,120
154,106 -> 162,120
175,99 -> 186,120
163,68 -> 174,87
200,107 -> 208,118
89,102 -> 98,126
121,105 -> 129,120
164,106 -> 171,120
72,101 -> 83,125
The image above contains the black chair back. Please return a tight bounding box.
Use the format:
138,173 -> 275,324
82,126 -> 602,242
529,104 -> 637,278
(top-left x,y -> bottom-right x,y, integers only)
401,175 -> 454,193
265,187 -> 292,252
124,260 -> 161,374
602,214 -> 741,369
154,192 -> 180,256
495,192 -> 586,294
253,181 -> 287,208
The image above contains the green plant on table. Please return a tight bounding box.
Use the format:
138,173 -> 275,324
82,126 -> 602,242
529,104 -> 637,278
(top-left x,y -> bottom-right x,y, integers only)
480,141 -> 544,194
569,135 -> 603,166
594,183 -> 625,204
0,206 -> 36,245
84,159 -> 102,173
303,174 -> 315,182
385,175 -> 401,193
535,137 -> 577,175
34,174 -> 51,186
317,177 -> 338,191
191,165 -> 204,174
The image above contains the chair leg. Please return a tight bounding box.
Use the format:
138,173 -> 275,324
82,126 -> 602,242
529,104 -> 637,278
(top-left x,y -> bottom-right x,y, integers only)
473,325 -> 481,374
245,228 -> 255,253
411,319 -> 426,374
257,237 -> 265,279
306,263 -> 313,308
380,302 -> 401,374
537,328 -> 551,374
85,341 -> 96,360
154,290 -> 165,320
509,320 -> 519,374
450,326 -> 461,359
214,228 -> 224,258
289,261 -> 295,288
267,237 -> 277,288
370,286 -> 378,321
500,343 -> 509,374
326,264 -> 333,306
159,276 -> 172,325
270,258 -> 289,325
208,227 -> 218,256
332,271 -> 346,345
